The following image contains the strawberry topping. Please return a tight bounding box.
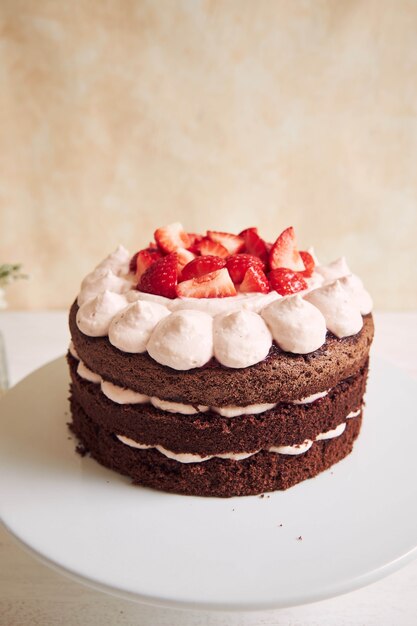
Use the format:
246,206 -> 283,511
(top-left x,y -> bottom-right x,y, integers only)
241,229 -> 269,264
186,232 -> 204,251
240,266 -> 269,294
176,268 -> 237,299
154,222 -> 191,254
134,223 -> 313,299
181,255 -> 226,281
238,227 -> 258,238
269,226 -> 305,272
197,237 -> 229,258
138,253 -> 178,299
299,250 -> 315,277
135,249 -> 162,281
175,248 -> 196,273
207,231 -> 244,255
269,268 -> 307,296
226,254 -> 265,284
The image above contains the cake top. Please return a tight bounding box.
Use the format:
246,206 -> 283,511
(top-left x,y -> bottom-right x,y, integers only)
74,223 -> 373,369
130,222 -> 315,299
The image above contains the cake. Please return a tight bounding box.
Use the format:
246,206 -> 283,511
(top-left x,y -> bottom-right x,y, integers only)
67,223 -> 374,497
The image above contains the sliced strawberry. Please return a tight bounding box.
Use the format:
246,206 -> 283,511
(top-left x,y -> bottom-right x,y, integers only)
129,248 -> 161,275
176,248 -> 196,273
138,253 -> 178,299
299,250 -> 315,277
176,268 -> 237,299
269,226 -> 305,271
154,222 -> 191,254
269,268 -> 307,296
226,254 -> 265,284
180,255 -> 226,281
186,232 -> 204,250
135,249 -> 162,281
240,266 -> 269,294
197,237 -> 229,258
241,229 -> 269,265
207,231 -> 244,255
238,227 -> 258,238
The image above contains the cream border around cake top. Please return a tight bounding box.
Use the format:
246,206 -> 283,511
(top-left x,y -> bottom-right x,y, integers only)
75,244 -> 373,370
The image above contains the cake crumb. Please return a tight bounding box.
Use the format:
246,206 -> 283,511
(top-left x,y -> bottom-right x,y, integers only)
259,494 -> 265,498
297,535 -> 303,541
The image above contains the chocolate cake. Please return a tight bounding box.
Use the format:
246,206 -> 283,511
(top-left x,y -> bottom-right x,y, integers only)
68,223 -> 374,497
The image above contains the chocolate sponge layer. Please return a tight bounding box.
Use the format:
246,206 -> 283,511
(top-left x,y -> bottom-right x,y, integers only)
69,300 -> 374,406
69,400 -> 362,497
68,353 -> 367,455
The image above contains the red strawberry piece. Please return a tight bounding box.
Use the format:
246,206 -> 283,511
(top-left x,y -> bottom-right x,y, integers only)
154,222 -> 191,254
197,237 -> 229,258
176,268 -> 237,299
138,253 -> 178,299
238,227 -> 258,238
180,255 -> 226,281
269,226 -> 305,271
242,228 -> 269,265
176,248 -> 196,273
129,248 -> 161,275
135,249 -> 162,281
299,250 -> 315,277
207,231 -> 244,255
129,252 -> 139,273
186,232 -> 204,249
226,254 -> 265,284
240,266 -> 269,294
269,268 -> 307,296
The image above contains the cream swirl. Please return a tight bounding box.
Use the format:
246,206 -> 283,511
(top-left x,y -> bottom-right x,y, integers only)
95,244 -> 131,275
109,300 -> 170,353
262,295 -> 327,354
147,309 -> 214,370
338,274 -> 373,315
76,291 -> 129,337
316,257 -> 350,283
213,310 -> 272,368
78,267 -> 132,307
304,280 -> 363,338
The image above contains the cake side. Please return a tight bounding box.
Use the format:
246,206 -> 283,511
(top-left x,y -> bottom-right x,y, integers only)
69,400 -> 363,497
68,352 -> 367,455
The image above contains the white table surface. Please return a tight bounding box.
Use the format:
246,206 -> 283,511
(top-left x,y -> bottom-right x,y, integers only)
0,310 -> 416,626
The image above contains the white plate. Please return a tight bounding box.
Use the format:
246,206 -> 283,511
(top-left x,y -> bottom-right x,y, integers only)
0,356 -> 416,611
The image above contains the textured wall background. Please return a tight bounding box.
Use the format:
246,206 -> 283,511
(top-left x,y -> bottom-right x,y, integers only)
0,0 -> 416,309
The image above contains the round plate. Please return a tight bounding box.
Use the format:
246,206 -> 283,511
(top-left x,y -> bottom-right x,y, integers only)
1,356 -> 416,611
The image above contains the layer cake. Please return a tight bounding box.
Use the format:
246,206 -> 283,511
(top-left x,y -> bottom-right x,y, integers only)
68,224 -> 374,497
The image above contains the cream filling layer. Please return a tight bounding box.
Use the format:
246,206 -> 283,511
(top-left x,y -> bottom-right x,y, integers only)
70,343 -> 331,416
116,418 -> 355,464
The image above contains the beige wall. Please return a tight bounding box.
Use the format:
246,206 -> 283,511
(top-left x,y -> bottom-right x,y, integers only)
0,0 -> 416,310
